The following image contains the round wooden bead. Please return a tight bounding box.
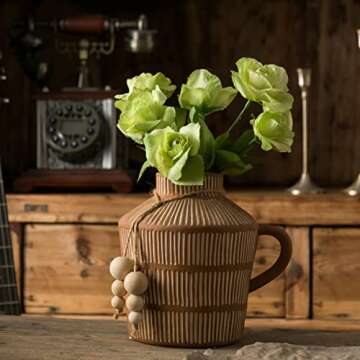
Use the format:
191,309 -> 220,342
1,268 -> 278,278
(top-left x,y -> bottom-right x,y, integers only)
124,271 -> 149,295
111,296 -> 125,310
109,256 -> 133,280
111,280 -> 126,297
126,294 -> 145,312
128,311 -> 142,328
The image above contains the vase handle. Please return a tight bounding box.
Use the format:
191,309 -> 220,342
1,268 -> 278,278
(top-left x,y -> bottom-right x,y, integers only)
249,224 -> 292,293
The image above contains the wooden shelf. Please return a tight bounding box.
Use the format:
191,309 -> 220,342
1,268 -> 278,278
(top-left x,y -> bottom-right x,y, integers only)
7,190 -> 360,225
7,191 -> 360,320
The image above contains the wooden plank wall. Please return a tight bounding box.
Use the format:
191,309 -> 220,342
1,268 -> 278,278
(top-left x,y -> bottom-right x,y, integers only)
1,0 -> 360,188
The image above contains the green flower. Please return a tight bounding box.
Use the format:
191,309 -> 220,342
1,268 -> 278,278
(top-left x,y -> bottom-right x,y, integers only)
251,111 -> 294,153
120,72 -> 176,98
114,72 -> 176,111
141,123 -> 204,185
127,72 -> 176,97
179,69 -> 237,116
117,89 -> 176,144
231,58 -> 293,112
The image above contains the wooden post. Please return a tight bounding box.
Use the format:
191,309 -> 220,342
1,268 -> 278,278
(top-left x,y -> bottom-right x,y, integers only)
10,222 -> 23,311
285,227 -> 310,319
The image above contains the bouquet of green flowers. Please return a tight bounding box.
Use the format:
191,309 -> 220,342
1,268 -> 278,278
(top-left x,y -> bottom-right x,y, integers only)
115,58 -> 294,185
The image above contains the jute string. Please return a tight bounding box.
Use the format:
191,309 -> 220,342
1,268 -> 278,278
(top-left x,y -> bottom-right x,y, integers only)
123,190 -> 225,271
117,188 -> 250,322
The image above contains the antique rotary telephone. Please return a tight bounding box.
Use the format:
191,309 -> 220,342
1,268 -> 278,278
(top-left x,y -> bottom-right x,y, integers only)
12,14 -> 156,88
12,14 -> 156,192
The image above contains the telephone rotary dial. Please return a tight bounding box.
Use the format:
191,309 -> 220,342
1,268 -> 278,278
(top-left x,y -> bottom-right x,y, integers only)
47,101 -> 102,162
36,95 -> 118,170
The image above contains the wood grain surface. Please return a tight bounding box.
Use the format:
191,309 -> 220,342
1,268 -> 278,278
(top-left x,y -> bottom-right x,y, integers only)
21,224 -> 287,317
285,227 -> 310,319
10,224 -> 22,306
24,225 -> 119,314
0,316 -> 360,360
313,228 -> 360,319
248,235 -> 284,318
1,0 -> 360,189
7,191 -> 360,225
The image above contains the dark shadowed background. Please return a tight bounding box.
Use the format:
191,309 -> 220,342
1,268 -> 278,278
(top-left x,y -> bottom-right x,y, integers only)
1,0 -> 359,190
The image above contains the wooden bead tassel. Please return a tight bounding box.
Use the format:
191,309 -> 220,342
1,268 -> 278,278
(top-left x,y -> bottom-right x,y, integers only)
124,271 -> 149,295
111,296 -> 125,311
109,256 -> 149,329
128,311 -> 142,329
126,295 -> 145,312
111,280 -> 126,297
109,257 -> 134,280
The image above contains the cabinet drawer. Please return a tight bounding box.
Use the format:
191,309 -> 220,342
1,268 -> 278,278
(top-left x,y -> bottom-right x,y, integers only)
248,234 -> 285,317
24,224 -> 119,314
248,226 -> 309,319
23,224 -> 300,317
313,228 -> 360,319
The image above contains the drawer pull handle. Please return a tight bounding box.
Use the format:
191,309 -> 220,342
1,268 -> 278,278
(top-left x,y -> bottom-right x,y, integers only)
24,204 -> 49,213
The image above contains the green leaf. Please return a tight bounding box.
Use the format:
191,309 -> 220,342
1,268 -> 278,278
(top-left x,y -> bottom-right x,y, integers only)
215,132 -> 231,150
189,107 -> 205,123
231,129 -> 256,155
215,149 -> 252,175
199,119 -> 215,170
174,108 -> 187,129
137,160 -> 151,181
221,165 -> 252,175
171,155 -> 204,185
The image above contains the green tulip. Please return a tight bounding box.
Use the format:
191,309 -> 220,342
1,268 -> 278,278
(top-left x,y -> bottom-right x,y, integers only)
231,58 -> 293,112
117,89 -> 176,144
179,69 -> 237,115
142,123 -> 204,185
251,111 -> 294,153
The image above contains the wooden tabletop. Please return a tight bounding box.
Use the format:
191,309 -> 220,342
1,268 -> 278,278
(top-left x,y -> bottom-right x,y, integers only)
6,190 -> 360,225
1,316 -> 360,360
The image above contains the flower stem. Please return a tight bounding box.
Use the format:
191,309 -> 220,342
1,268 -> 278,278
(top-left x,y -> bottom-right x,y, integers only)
227,100 -> 251,133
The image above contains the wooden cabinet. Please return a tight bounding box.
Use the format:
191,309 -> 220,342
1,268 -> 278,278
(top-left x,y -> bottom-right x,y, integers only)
248,234 -> 284,318
24,224 -> 119,314
21,226 -> 298,316
313,228 -> 360,319
7,192 -> 360,320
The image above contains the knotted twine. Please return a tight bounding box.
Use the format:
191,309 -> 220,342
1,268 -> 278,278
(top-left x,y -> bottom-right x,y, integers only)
114,188 -> 228,320
123,189 -> 225,272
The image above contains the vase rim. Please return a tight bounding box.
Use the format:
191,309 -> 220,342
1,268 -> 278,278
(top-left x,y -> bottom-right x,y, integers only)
155,172 -> 224,196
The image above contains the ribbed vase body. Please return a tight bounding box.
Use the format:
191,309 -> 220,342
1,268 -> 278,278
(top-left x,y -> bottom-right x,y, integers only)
118,173 -> 259,347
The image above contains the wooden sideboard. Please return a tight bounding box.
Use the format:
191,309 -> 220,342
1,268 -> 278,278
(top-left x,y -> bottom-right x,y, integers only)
6,191 -> 360,320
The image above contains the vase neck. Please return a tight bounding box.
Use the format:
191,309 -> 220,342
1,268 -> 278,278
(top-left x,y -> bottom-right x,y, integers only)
155,173 -> 224,196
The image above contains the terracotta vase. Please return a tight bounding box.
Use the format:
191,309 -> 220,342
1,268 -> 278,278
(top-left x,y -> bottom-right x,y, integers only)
118,173 -> 292,347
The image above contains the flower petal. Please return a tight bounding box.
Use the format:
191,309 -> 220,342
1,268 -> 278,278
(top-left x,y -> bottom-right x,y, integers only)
170,155 -> 204,185
179,122 -> 201,156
